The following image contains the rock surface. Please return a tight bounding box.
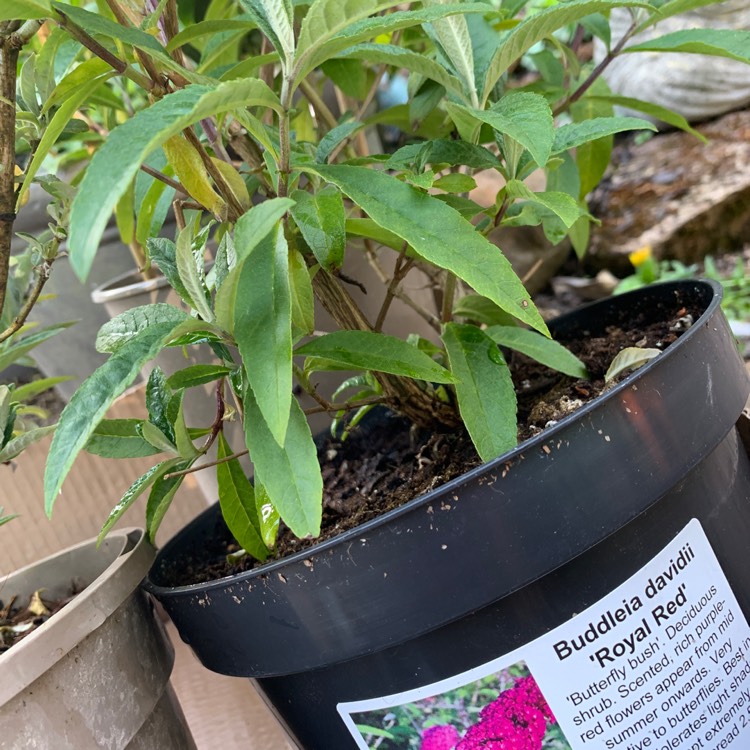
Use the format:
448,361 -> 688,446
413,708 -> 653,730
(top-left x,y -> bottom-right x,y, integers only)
586,109 -> 750,272
594,2 -> 750,124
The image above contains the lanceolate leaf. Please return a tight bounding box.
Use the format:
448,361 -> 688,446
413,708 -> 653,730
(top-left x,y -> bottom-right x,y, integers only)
234,198 -> 296,263
309,164 -> 549,335
167,364 -> 234,390
0,426 -> 56,464
442,323 -> 517,462
146,367 -> 174,443
44,322 -> 184,516
139,421 -> 178,454
423,0 -> 478,105
552,116 -> 656,154
449,93 -> 553,167
0,0 -> 49,20
68,79 -> 281,281
97,458 -> 182,546
481,0 -> 649,104
12,376 -> 72,403
505,180 -> 584,229
288,248 -> 315,335
234,223 -> 293,446
0,322 -> 73,372
294,2 -> 489,83
297,331 -> 457,383
147,238 -> 193,305
290,187 -> 345,269
18,74 -> 113,207
239,0 -> 295,64
244,390 -> 322,538
217,432 -> 268,561
583,95 -> 704,140
486,326 -> 588,379
85,419 -> 162,459
624,29 -> 750,65
96,304 -> 189,354
176,226 -> 214,322
386,140 -> 502,172
337,44 -> 466,98
146,459 -> 193,542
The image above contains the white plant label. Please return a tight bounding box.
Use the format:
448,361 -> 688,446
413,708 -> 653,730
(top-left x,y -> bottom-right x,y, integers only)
339,519 -> 750,750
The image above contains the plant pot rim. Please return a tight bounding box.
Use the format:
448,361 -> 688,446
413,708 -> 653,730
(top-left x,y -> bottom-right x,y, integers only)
145,279 -> 750,676
90,268 -> 171,305
150,278 -> 726,590
0,528 -> 154,706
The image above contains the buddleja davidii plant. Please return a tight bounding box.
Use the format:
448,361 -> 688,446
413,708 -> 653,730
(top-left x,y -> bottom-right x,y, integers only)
37,0 -> 750,560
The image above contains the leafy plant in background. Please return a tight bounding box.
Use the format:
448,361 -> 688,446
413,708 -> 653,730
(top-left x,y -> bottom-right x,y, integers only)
2,0 -> 749,563
615,246 -> 750,322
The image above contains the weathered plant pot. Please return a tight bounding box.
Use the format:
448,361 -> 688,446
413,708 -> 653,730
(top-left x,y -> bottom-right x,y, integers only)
0,528 -> 196,750
146,280 -> 750,749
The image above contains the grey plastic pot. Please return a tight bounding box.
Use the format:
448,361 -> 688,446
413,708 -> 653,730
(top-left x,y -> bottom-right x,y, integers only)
0,528 -> 196,750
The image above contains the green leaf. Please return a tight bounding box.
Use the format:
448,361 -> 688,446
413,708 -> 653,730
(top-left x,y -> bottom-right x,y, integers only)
295,0 -> 397,79
217,432 -> 268,561
167,18 -> 258,51
433,173 -> 477,193
234,223 -> 292,446
239,0 -> 295,64
624,29 -> 750,65
0,507 -> 18,526
244,390 -> 322,538
294,2 -> 489,83
0,0 -> 49,20
424,0 -> 477,104
97,459 -> 181,545
147,238 -> 193,306
96,304 -> 189,354
234,198 -> 296,263
0,322 -> 73,372
12,376 -> 72,403
146,460 -> 192,542
315,119 -> 363,163
583,95 -> 705,141
68,79 -> 282,281
290,186 -> 345,269
552,116 -> 656,154
387,139 -> 502,172
176,226 -> 214,322
288,248 -> 315,335
486,325 -> 588,378
505,180 -> 584,229
255,481 -> 280,549
166,364 -> 234,390
85,419 -> 162,459
604,347 -> 661,383
454,294 -> 519,327
173,397 -> 199,459
345,218 -> 404,251
146,367 -> 174,443
309,164 -> 549,335
298,331 -> 456,383
0,425 -> 56,463
449,93 -> 553,167
44,322 -> 184,516
336,44 -> 465,98
442,323 -> 516,462
481,0 -> 649,104
140,420 -> 178,454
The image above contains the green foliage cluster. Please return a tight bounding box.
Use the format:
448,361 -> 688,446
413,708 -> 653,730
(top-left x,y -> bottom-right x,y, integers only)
2,0 -> 749,555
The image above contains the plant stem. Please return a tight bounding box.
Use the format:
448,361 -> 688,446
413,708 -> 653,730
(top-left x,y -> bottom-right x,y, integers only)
277,79 -> 293,198
374,243 -> 413,332
552,21 -> 637,117
54,11 -> 155,91
299,78 -> 338,129
0,36 -> 20,321
441,272 -> 457,324
0,259 -> 53,344
304,395 -> 388,416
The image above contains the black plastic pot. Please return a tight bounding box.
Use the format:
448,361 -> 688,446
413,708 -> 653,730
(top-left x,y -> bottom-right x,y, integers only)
145,280 -> 750,749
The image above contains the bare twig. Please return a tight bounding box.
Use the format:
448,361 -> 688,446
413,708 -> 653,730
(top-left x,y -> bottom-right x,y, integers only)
374,243 -> 413,331
0,260 -> 53,345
